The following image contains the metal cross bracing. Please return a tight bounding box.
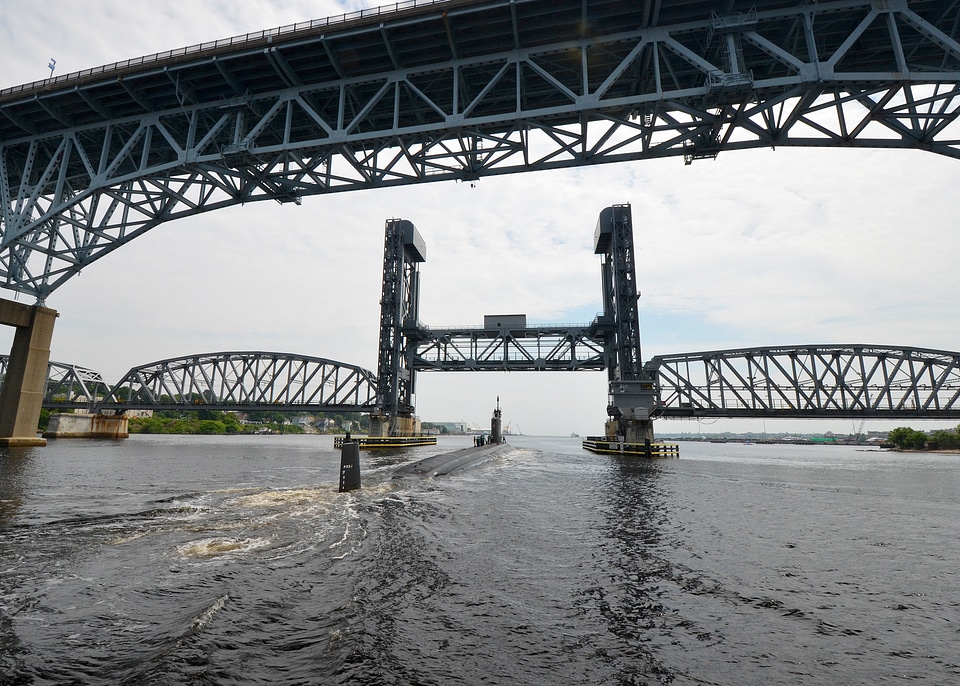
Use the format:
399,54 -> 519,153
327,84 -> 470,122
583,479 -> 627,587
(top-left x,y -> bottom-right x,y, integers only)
594,205 -> 643,384
3,1 -> 960,300
97,351 -> 378,412
408,322 -> 608,371
376,218 -> 425,420
650,345 -> 960,419
0,355 -> 109,410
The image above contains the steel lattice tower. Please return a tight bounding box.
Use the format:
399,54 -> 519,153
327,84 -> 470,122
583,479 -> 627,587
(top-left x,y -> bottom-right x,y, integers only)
373,218 -> 426,435
594,205 -> 657,442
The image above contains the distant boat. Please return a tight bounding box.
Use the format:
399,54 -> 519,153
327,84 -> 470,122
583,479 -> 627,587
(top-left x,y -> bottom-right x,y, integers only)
570,432 -> 580,437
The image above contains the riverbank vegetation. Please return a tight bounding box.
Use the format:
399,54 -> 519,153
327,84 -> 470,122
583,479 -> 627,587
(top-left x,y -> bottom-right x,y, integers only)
129,410 -> 301,435
887,425 -> 960,451
127,409 -> 368,435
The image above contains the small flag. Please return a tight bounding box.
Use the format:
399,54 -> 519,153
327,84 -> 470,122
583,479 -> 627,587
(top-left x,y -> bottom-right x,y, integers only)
48,58 -> 56,76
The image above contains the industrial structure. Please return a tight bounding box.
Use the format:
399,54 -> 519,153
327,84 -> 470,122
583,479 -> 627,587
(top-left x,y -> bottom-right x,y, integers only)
6,206 -> 960,448
99,352 -> 378,411
4,0 -> 960,444
390,205 -> 658,446
651,345 -> 960,419
0,354 -> 108,411
369,219 -> 428,441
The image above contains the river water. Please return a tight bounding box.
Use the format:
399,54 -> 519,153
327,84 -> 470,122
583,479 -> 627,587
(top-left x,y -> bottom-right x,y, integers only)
1,434 -> 958,685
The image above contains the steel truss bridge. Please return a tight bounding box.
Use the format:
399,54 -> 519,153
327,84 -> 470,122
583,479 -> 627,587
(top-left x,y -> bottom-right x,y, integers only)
8,343 -> 960,420
650,345 -> 960,419
0,352 -> 378,413
408,322 -> 608,371
0,355 -> 109,410
98,352 -> 378,412
3,0 -> 960,300
405,336 -> 960,421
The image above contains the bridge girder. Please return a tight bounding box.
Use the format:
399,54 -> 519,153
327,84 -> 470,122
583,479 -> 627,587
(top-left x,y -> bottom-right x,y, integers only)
410,324 -> 608,371
97,351 -> 378,412
2,0 -> 960,298
7,344 -> 960,420
650,345 -> 960,419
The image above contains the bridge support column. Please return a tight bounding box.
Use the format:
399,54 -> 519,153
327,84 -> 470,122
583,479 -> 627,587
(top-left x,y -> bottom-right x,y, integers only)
42,412 -> 128,439
0,298 -> 58,447
367,414 -> 421,438
606,417 -> 654,445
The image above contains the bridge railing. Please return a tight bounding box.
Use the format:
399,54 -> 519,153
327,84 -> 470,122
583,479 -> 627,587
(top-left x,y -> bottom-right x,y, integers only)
0,0 -> 450,101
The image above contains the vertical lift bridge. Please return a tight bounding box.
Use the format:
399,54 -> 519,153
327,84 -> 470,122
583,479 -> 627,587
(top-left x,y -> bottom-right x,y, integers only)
373,205 -> 662,449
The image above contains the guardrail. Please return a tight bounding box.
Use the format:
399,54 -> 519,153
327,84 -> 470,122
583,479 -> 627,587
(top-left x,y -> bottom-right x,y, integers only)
0,0 -> 453,100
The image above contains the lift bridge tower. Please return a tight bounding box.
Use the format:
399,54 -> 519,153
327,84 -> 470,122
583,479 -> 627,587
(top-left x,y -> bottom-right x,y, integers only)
370,218 -> 427,438
370,205 -> 656,444
594,205 -> 657,446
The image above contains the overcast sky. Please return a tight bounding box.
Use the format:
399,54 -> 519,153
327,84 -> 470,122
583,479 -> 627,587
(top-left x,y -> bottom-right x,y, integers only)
2,1 -> 959,436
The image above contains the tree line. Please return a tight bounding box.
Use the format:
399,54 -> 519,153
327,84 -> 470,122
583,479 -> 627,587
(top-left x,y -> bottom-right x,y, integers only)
127,409 -> 369,435
887,425 -> 960,451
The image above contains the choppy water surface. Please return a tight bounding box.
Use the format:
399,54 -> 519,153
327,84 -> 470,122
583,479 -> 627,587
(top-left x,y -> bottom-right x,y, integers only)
2,434 -> 959,684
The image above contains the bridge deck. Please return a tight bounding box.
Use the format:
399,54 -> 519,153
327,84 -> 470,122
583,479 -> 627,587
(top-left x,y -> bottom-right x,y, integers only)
4,0 -> 960,298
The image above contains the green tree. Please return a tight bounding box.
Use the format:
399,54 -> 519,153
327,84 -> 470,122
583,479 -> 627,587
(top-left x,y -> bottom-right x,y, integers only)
887,427 -> 927,450
198,419 -> 226,435
928,429 -> 960,450
223,413 -> 241,433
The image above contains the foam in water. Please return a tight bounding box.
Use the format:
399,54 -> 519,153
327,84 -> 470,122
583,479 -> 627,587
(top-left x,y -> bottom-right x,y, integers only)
176,536 -> 271,558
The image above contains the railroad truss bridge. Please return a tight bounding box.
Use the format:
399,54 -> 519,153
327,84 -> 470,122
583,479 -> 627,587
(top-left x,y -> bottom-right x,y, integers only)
9,207 -> 960,441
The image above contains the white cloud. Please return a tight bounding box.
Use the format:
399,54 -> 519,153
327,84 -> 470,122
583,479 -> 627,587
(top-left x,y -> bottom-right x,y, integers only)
2,2 -> 959,436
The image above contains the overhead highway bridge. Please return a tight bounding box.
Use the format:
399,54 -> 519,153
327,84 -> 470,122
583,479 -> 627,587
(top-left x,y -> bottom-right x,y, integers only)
3,0 -> 960,300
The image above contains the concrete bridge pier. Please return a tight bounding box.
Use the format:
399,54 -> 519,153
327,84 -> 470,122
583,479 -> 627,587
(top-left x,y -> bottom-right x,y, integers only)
368,413 -> 421,438
605,417 -> 655,446
0,298 -> 58,447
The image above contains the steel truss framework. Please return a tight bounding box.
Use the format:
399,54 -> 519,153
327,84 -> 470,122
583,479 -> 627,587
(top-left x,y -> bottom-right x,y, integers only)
650,345 -> 960,419
410,323 -> 608,371
377,219 -> 424,419
0,355 -> 109,409
596,205 -> 642,384
8,345 -> 960,419
2,0 -> 960,299
98,352 -> 378,412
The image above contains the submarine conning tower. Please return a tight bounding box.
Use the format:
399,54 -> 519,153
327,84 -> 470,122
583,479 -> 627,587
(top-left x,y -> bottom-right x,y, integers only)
491,397 -> 503,444
594,204 -> 657,445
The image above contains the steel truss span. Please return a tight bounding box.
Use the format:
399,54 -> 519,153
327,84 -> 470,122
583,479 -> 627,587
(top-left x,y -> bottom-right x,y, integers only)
410,324 -> 607,371
99,352 -> 378,412
2,1 -> 960,299
651,345 -> 960,419
0,355 -> 109,409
